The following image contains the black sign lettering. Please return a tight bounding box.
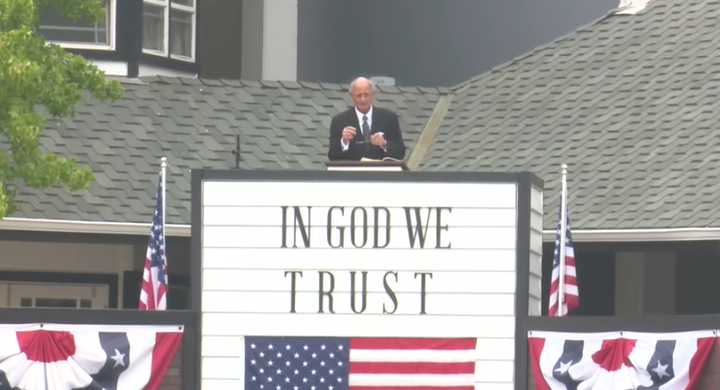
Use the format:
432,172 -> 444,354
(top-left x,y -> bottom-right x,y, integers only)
324,206 -> 392,248
373,207 -> 391,248
435,207 -> 452,249
326,206 -> 345,248
404,207 -> 431,248
350,207 -> 368,248
282,206 -> 454,249
414,272 -> 433,314
404,207 -> 452,249
280,206 -> 312,248
318,271 -> 335,313
383,271 -> 399,314
284,271 -> 303,313
349,271 -> 368,313
283,270 -> 432,315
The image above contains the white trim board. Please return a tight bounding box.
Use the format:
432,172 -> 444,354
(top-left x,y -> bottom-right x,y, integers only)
1,217 -> 719,242
0,217 -> 190,237
541,227 -> 720,242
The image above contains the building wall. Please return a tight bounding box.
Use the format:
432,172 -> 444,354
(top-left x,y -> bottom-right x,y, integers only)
676,241 -> 720,314
240,0 -> 298,81
199,0 -> 244,79
204,0 -> 618,84
0,231 -> 190,390
0,233 -> 192,308
40,0 -> 619,83
538,240 -> 720,317
161,341 -> 184,390
0,239 -> 134,308
615,251 -> 676,315
297,0 -> 619,86
529,185 -> 544,316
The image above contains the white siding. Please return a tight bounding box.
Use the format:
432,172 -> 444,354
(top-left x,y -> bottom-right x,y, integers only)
529,185 -> 544,316
200,180 -> 523,390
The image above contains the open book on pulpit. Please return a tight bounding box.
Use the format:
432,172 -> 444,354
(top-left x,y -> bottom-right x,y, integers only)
360,157 -> 403,162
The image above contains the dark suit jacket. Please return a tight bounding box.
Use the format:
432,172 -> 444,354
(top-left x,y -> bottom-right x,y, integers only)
327,107 -> 406,161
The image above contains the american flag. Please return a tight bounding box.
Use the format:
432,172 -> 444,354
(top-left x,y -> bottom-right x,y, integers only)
139,174 -> 168,311
245,337 -> 477,390
547,192 -> 579,317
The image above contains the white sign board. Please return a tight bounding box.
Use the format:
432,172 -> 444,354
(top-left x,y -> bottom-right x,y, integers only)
195,172 -> 541,390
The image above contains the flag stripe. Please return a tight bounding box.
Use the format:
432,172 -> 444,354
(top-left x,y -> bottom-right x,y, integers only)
347,338 -> 477,389
686,337 -> 715,390
350,349 -> 476,363
144,332 -> 183,390
348,373 -> 475,386
547,186 -> 579,317
139,173 -> 168,311
350,338 -> 476,351
349,362 -> 475,375
528,338 -> 551,390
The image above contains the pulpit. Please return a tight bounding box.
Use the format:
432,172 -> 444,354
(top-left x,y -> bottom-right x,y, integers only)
324,160 -> 408,172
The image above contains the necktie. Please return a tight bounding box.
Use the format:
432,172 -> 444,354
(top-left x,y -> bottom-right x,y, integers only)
362,115 -> 371,143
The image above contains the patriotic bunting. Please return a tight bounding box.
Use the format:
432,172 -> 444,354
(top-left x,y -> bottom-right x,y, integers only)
0,323 -> 182,390
529,330 -> 716,390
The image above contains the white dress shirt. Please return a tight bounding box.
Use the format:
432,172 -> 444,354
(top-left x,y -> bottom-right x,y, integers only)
341,106 -> 380,151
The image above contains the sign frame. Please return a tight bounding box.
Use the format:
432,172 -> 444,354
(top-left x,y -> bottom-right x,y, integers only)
190,169 -> 543,390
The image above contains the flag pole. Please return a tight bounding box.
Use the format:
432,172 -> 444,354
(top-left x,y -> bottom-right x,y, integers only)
161,157 -> 169,291
161,157 -> 167,239
557,164 -> 568,317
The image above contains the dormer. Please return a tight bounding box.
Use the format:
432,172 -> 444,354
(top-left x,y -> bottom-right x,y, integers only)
36,0 -> 251,80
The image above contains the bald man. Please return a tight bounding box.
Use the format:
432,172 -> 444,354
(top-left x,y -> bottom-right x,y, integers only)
327,77 -> 406,161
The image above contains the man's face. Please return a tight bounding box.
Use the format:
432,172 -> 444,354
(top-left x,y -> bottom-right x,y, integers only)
350,82 -> 375,113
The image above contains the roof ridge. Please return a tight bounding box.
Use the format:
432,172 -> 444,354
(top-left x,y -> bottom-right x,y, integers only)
448,6 -> 629,93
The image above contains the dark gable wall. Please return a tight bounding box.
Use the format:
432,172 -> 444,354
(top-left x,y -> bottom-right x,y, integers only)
199,0 -> 243,79
297,0 -> 618,87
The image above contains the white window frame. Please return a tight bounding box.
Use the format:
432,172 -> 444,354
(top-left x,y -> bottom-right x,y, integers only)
39,0 -> 116,51
142,0 -> 196,62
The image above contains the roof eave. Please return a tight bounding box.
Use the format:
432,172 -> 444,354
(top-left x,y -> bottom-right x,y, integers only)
0,217 -> 191,237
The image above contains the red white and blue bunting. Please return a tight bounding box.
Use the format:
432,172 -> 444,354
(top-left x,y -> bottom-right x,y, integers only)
0,323 -> 182,390
528,330 -> 716,390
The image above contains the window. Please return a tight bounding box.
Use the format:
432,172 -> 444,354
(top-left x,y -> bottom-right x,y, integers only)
142,0 -> 196,61
38,0 -> 114,49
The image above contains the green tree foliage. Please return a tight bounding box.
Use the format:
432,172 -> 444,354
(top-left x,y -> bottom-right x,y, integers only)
0,0 -> 124,219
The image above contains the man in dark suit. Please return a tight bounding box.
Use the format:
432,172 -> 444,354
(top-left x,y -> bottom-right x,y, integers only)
327,77 -> 406,161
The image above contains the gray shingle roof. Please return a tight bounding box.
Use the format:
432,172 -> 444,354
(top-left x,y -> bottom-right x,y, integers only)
421,0 -> 720,230
10,0 -> 718,231
12,76 -> 445,224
